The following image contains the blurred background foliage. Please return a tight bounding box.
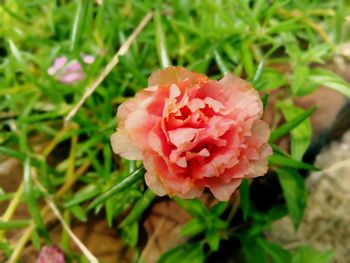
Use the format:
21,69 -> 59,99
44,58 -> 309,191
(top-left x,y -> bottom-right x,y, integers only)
0,0 -> 350,262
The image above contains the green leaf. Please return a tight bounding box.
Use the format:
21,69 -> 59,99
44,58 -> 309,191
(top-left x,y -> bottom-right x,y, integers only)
158,243 -> 204,263
210,202 -> 228,217
262,93 -> 269,110
31,229 -> 41,250
252,61 -> 264,85
0,241 -> 13,258
70,0 -> 90,52
269,154 -> 319,171
23,158 -> 51,242
301,44 -> 330,64
277,168 -> 307,229
308,68 -> 350,98
270,107 -> 316,142
86,167 -> 145,211
69,205 -> 87,222
214,50 -> 229,75
119,188 -> 156,227
180,218 -> 205,237
173,198 -> 210,218
8,39 -> 23,63
335,0 -> 345,43
292,246 -> 334,263
155,9 -> 170,68
258,239 -> 291,263
241,40 -> 254,78
291,65 -> 309,95
258,68 -> 286,91
120,222 -> 139,247
0,220 -> 30,230
270,143 -> 289,157
206,228 -> 220,252
212,218 -> 228,229
106,188 -> 142,226
241,236 -> 268,263
0,147 -> 59,177
64,185 -> 99,208
240,179 -> 250,221
279,102 -> 312,160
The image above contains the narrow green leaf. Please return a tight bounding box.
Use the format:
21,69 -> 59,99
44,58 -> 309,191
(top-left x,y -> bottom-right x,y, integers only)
0,147 -> 60,177
240,179 -> 250,221
31,229 -> 41,250
292,65 -> 309,95
270,143 -> 289,157
155,9 -> 170,68
269,154 -> 319,171
258,68 -> 286,91
180,218 -> 205,237
8,39 -> 23,63
258,239 -> 291,263
252,61 -> 264,85
120,222 -> 139,247
262,94 -> 269,110
241,40 -> 254,78
210,202 -> 228,217
292,246 -> 334,263
86,167 -> 145,211
119,188 -> 156,227
266,19 -> 303,35
277,168 -> 307,229
335,0 -> 345,43
70,0 -> 90,52
270,107 -> 316,142
173,198 -> 210,218
308,68 -> 350,98
214,50 -> 229,75
279,102 -> 312,160
158,243 -> 204,263
64,185 -> 99,208
241,236 -> 268,263
70,205 -> 87,222
301,44 -> 330,64
23,158 -> 51,242
0,241 -> 13,258
0,220 -> 30,230
206,228 -> 220,252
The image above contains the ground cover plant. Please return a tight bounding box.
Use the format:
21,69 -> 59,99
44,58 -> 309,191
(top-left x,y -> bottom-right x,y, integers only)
1,0 -> 350,262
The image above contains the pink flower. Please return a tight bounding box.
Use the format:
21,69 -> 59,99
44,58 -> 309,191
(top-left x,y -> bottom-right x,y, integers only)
110,67 -> 272,201
37,245 -> 65,263
48,54 -> 95,84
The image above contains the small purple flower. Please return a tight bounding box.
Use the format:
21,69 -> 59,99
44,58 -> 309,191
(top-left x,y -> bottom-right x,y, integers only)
37,245 -> 65,263
48,54 -> 95,85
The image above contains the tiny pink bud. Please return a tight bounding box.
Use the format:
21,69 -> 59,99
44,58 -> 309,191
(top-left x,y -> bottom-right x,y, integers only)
37,245 -> 65,263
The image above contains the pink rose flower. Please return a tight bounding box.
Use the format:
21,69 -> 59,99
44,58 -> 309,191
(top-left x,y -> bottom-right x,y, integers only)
111,67 -> 272,201
37,245 -> 65,263
48,54 -> 95,84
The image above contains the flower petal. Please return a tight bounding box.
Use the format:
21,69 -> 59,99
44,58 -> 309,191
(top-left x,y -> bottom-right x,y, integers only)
110,130 -> 143,160
168,128 -> 198,147
206,178 -> 242,201
148,66 -> 207,86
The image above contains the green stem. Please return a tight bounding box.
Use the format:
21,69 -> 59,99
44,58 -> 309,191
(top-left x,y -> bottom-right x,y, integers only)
86,167 -> 145,211
119,188 -> 156,227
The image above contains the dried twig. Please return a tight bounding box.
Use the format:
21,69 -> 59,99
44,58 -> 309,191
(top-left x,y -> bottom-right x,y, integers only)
65,12 -> 153,123
32,169 -> 99,263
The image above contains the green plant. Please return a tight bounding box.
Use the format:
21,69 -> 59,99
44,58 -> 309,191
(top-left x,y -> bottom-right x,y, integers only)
1,0 -> 349,262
